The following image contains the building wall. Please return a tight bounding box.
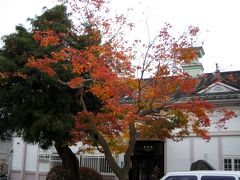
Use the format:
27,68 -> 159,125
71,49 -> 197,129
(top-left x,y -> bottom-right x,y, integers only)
0,139 -> 11,177
193,137 -> 219,168
10,138 -> 119,180
165,106 -> 240,173
165,138 -> 191,171
11,138 -> 25,171
8,106 -> 240,179
0,140 -> 11,161
222,136 -> 240,156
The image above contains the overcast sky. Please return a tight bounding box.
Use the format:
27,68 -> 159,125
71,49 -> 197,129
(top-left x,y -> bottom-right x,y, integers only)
0,0 -> 239,73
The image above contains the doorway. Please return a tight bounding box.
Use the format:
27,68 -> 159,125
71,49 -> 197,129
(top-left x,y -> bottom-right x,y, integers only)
131,141 -> 164,180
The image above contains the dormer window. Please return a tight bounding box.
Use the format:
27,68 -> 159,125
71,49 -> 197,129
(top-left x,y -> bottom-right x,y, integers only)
198,82 -> 239,94
210,85 -> 226,93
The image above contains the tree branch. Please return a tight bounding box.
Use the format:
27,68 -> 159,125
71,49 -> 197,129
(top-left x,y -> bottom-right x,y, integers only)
95,131 -> 121,177
87,118 -> 121,177
120,122 -> 136,176
76,87 -> 86,111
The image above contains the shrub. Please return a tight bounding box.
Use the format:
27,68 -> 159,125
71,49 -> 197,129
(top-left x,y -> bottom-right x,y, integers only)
79,167 -> 103,180
46,165 -> 103,180
46,165 -> 65,180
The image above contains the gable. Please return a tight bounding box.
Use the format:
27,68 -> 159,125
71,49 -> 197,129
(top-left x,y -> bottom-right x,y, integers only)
198,82 -> 239,94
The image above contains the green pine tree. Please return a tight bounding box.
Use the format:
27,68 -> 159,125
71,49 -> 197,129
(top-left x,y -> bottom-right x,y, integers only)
0,5 -> 99,180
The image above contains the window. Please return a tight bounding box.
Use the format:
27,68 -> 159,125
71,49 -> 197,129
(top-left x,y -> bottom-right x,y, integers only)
224,159 -> 232,170
38,154 -> 50,161
201,176 -> 235,180
165,176 -> 197,180
224,157 -> 240,171
234,159 -> 240,171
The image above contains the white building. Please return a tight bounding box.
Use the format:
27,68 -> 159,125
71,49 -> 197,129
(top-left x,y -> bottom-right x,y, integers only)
166,47 -> 240,173
9,139 -> 120,180
166,94 -> 240,172
132,48 -> 240,178
2,48 -> 240,180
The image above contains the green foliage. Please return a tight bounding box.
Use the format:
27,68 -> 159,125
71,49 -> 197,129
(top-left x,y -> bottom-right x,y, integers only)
31,5 -> 72,33
1,25 -> 36,67
0,5 -> 82,148
0,4 -> 104,149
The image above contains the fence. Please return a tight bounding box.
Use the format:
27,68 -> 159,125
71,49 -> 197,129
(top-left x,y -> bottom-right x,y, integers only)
79,155 -> 114,175
43,154 -> 116,176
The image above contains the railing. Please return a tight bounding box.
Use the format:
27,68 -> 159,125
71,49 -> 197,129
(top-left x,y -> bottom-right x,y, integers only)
49,154 -> 62,168
40,154 -> 116,176
79,155 -> 115,175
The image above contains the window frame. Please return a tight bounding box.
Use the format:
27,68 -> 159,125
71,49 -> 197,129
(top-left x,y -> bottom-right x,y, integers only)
223,156 -> 240,171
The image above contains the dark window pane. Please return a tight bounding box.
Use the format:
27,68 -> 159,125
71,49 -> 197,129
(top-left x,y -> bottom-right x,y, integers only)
224,159 -> 232,170
201,176 -> 235,180
234,159 -> 240,171
166,175 -> 197,180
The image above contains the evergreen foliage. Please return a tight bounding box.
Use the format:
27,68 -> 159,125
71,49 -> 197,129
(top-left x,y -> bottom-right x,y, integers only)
0,5 -> 84,148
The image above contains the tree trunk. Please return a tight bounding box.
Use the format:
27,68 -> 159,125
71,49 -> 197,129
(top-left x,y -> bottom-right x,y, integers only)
93,122 -> 136,180
118,122 -> 137,180
54,142 -> 80,180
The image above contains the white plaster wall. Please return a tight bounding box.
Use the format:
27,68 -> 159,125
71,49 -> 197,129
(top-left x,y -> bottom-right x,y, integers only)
25,144 -> 38,171
222,136 -> 240,155
222,107 -> 240,131
0,139 -> 11,161
39,161 -> 50,172
207,112 -> 221,132
166,138 -> 191,172
11,137 -> 24,170
193,137 -> 219,169
70,142 -> 83,153
209,106 -> 240,131
207,106 -> 240,132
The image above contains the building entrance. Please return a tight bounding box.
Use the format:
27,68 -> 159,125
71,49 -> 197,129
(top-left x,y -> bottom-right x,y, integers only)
131,140 -> 164,180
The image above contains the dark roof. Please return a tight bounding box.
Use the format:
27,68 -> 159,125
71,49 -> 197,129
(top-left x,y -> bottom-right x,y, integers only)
196,70 -> 240,91
187,70 -> 240,102
198,91 -> 240,101
121,70 -> 240,104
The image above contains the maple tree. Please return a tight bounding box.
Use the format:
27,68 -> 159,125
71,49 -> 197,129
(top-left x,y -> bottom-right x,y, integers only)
0,1 -> 236,180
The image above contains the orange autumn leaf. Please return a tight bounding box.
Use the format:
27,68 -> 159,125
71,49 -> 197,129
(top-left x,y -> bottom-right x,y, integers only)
33,30 -> 61,47
27,56 -> 55,76
68,77 -> 83,88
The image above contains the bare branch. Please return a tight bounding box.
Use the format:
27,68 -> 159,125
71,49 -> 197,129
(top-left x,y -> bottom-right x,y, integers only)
76,87 -> 86,111
105,21 -> 125,45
